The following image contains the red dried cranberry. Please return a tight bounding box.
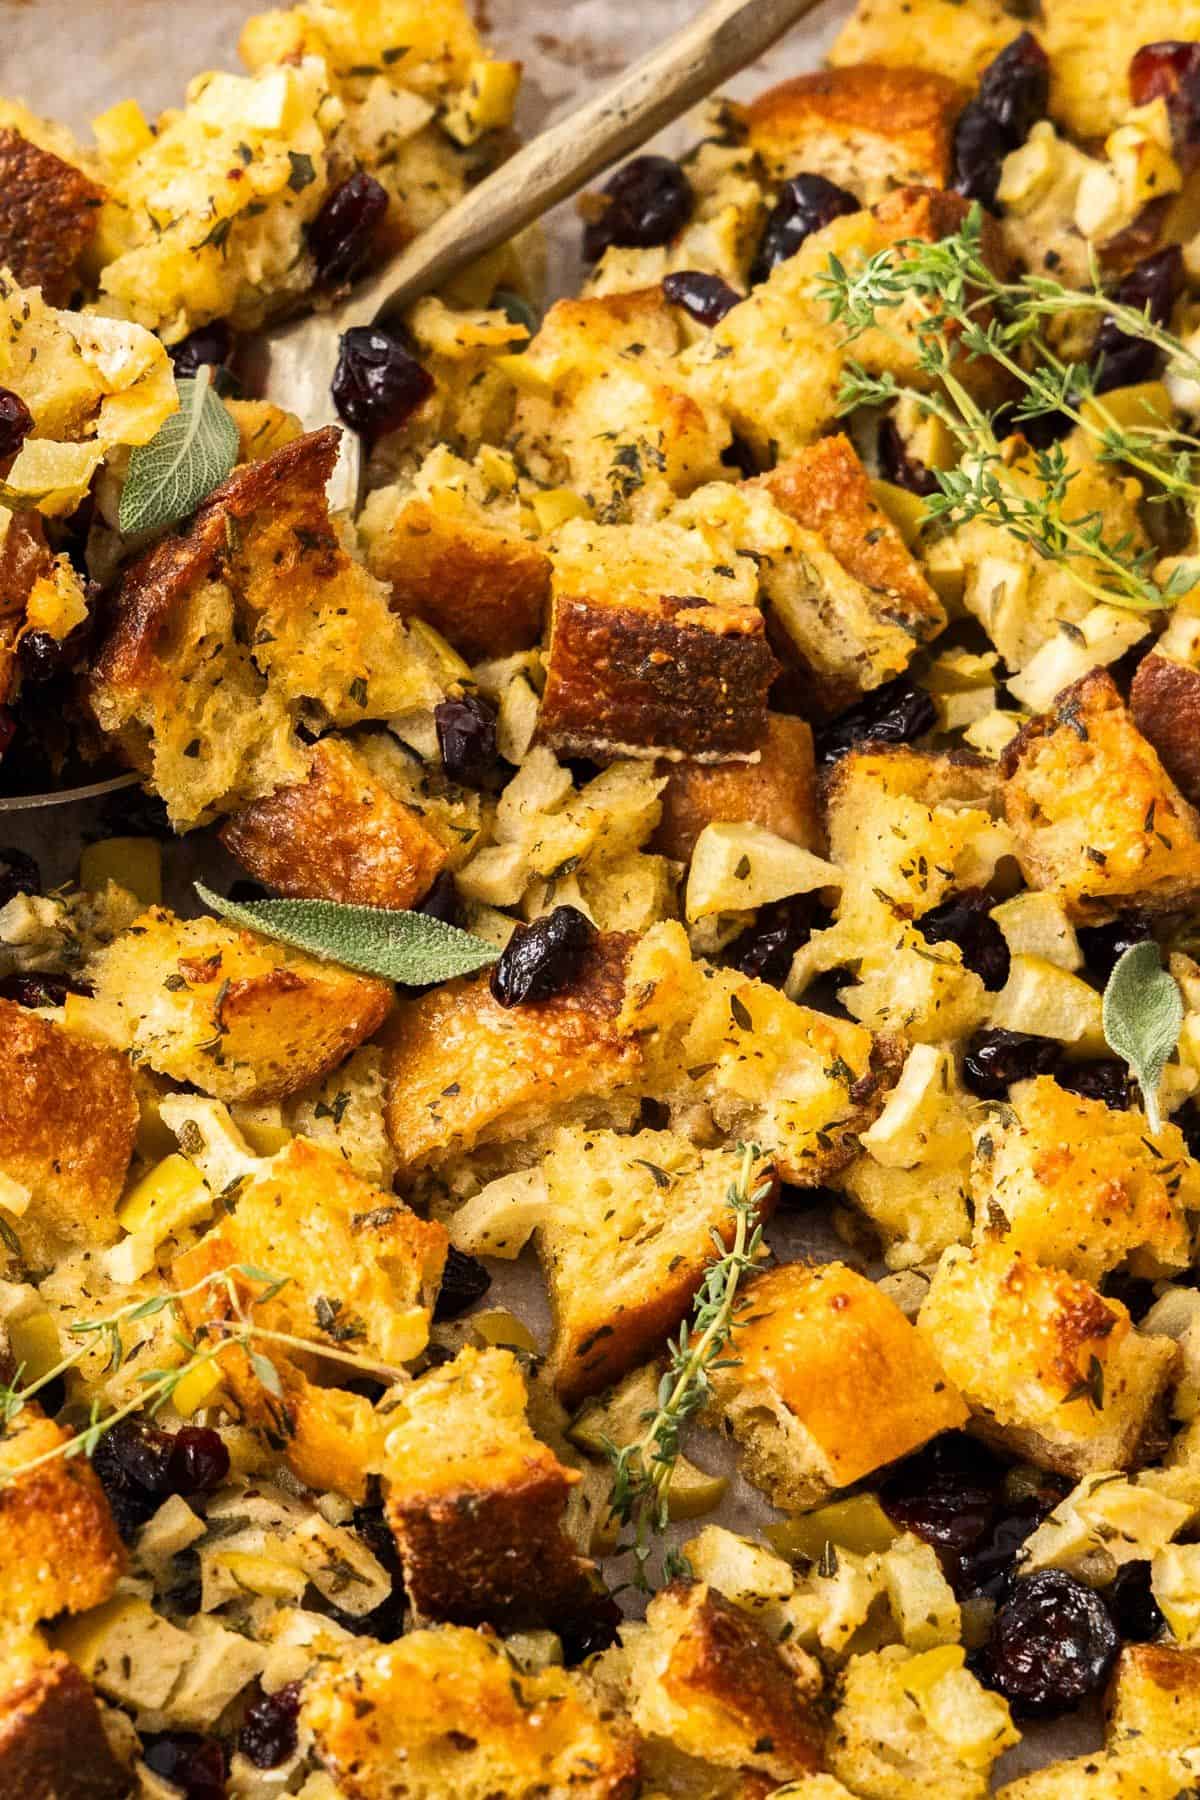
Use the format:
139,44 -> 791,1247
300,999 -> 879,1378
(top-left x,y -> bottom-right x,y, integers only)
0,971 -> 90,1009
0,387 -> 33,462
1077,911 -> 1153,982
963,1027 -> 1061,1098
433,1245 -> 492,1321
238,1682 -> 301,1769
1093,246 -> 1185,393
877,417 -> 938,496
915,889 -> 1010,990
662,269 -> 742,325
1130,42 -> 1200,169
954,32 -> 1050,206
813,676 -> 936,765
308,171 -> 389,286
749,173 -> 858,286
168,321 -> 233,382
331,326 -> 434,442
434,692 -> 499,788
141,1731 -> 227,1800
417,870 -> 462,927
1105,1562 -> 1167,1642
490,905 -> 598,1008
1053,1058 -> 1133,1110
0,847 -> 41,909
583,155 -> 694,261
880,1433 -> 1005,1563
981,1569 -> 1119,1716
725,894 -> 821,987
166,1427 -> 230,1495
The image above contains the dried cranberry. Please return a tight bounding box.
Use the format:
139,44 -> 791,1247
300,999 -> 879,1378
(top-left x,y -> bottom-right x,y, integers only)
749,173 -> 858,285
981,1569 -> 1119,1716
559,1601 -> 622,1665
141,1731 -> 227,1800
1053,1058 -> 1133,1111
662,269 -> 742,325
433,1245 -> 492,1321
1093,247 -> 1185,393
417,870 -> 462,927
331,325 -> 434,442
963,1027 -> 1061,1098
954,32 -> 1050,206
490,905 -> 597,1007
582,155 -> 694,261
1077,911 -> 1154,982
434,692 -> 499,788
956,1474 -> 1069,1602
168,321 -> 233,382
1130,42 -> 1200,169
813,675 -> 936,765
1174,1100 -> 1200,1161
880,1433 -> 1005,1563
238,1682 -> 301,1769
92,1419 -> 175,1538
0,847 -> 41,909
166,1427 -> 230,1495
16,628 -> 68,686
0,971 -> 90,1009
308,171 -> 389,286
0,387 -> 33,462
915,889 -> 1010,990
1105,1562 -> 1166,1642
725,894 -> 821,988
877,417 -> 938,496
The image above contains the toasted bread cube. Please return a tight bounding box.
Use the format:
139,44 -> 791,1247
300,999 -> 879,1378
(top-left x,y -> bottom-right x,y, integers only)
0,128 -> 103,308
220,736 -> 447,910
1131,650 -> 1200,807
745,65 -> 966,201
382,1345 -> 610,1631
828,1645 -> 1017,1800
383,933 -> 641,1178
536,1132 -> 778,1405
1003,671 -> 1200,920
652,714 -> 820,862
974,1075 -> 1197,1285
623,1581 -> 824,1783
709,1261 -> 967,1510
0,998 -> 138,1269
830,0 -> 1018,90
85,906 -> 391,1105
1107,1643 -> 1200,1752
174,1136 -> 445,1498
919,1243 -> 1178,1476
302,1626 -> 638,1800
0,1409 -> 124,1627
0,1648 -> 131,1800
996,1747 -> 1198,1798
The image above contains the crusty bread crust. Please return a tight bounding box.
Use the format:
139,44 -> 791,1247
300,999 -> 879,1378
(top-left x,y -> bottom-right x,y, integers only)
0,1652 -> 131,1800
746,64 -> 966,195
652,715 -> 821,862
0,1410 -> 125,1627
1130,650 -> 1200,807
0,128 -> 103,307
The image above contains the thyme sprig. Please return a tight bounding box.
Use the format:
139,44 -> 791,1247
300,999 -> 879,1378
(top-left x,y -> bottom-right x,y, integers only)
0,1264 -> 406,1487
604,1142 -> 771,1589
816,209 -> 1200,613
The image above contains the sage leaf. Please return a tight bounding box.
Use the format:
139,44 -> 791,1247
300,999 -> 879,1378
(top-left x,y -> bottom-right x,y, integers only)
1102,940 -> 1183,1132
119,365 -> 238,537
195,881 -> 499,986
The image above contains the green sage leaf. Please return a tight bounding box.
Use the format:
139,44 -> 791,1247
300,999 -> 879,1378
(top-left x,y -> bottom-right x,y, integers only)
194,881 -> 499,986
119,365 -> 238,537
1102,940 -> 1183,1132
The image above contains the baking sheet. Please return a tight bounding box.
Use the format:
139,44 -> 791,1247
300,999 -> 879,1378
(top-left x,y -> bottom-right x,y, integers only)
0,0 -> 1100,1781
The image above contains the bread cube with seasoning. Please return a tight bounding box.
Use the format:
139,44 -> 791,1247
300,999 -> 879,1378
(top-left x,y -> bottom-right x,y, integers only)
918,1242 -> 1179,1477
828,1644 -> 1018,1800
1131,620 -> 1200,807
1107,1643 -> 1200,1752
995,1747 -> 1200,1798
220,735 -> 447,910
383,1345 -> 611,1631
301,1624 -> 639,1800
707,1260 -> 968,1511
0,997 -> 138,1270
0,1406 -> 124,1628
652,714 -> 821,862
0,1644 -> 132,1800
0,126 -> 103,307
829,0 -> 1019,94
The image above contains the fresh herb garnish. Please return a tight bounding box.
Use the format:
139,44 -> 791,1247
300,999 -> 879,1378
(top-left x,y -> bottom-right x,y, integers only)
1102,939 -> 1183,1131
119,366 -> 238,537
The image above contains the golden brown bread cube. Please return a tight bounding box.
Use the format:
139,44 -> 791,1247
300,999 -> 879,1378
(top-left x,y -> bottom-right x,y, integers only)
830,0 -> 1017,89
1002,670 -> 1200,920
708,1260 -> 968,1510
652,714 -> 821,861
220,735 -> 447,910
624,1581 -> 824,1784
84,906 -> 392,1105
0,1409 -> 124,1628
1107,1643 -> 1200,1752
0,1649 -> 131,1800
745,65 -> 966,202
0,998 -> 138,1270
828,1644 -> 1017,1800
382,1345 -> 611,1631
918,1243 -> 1179,1477
301,1625 -> 639,1800
0,128 -> 104,307
995,1747 -> 1198,1798
0,512 -> 52,702
383,933 -> 642,1178
1130,650 -> 1200,808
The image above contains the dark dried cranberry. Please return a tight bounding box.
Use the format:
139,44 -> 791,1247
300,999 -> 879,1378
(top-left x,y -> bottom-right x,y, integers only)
433,1245 -> 492,1321
1093,247 -> 1185,394
331,325 -> 434,442
725,894 -> 821,988
16,628 -> 69,686
141,1731 -> 227,1800
0,847 -> 41,909
749,173 -> 858,285
1105,1562 -> 1166,1643
559,1599 -> 622,1665
434,692 -> 499,788
1174,1099 -> 1200,1161
954,32 -> 1050,206
490,905 -> 597,1008
981,1569 -> 1119,1716
0,388 -> 33,462
308,171 -> 389,286
166,1427 -> 230,1495
168,321 -> 233,382
417,870 -> 462,927
1130,42 -> 1200,169
963,1027 -> 1061,1098
880,1433 -> 1005,1562
952,103 -> 1007,207
1077,911 -> 1153,982
583,155 -> 694,261
0,971 -> 90,1009
662,269 -> 742,325
956,1476 -> 1068,1602
813,675 -> 936,765
92,1419 -> 175,1539
1054,1058 -> 1133,1111
238,1682 -> 301,1769
877,417 -> 938,496
915,889 -> 1010,990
